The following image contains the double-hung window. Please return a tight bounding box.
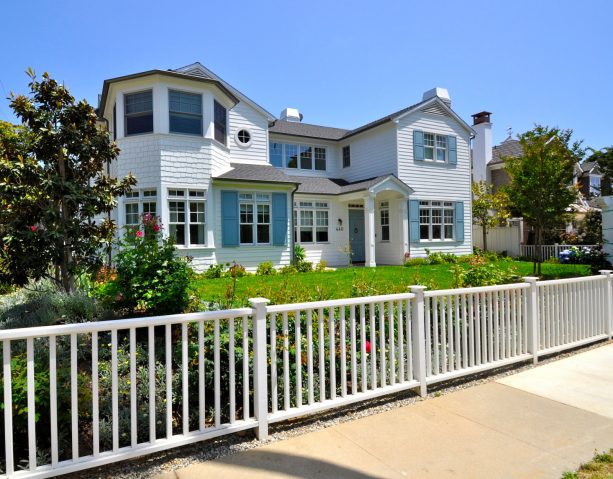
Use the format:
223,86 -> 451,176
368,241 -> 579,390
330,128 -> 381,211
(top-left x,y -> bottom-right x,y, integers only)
314,147 -> 326,171
270,142 -> 283,167
213,100 -> 227,145
423,133 -> 448,162
239,193 -> 271,245
294,201 -> 329,243
419,200 -> 454,241
380,201 -> 390,241
342,145 -> 351,168
168,189 -> 206,246
169,90 -> 202,135
124,189 -> 158,229
124,91 -> 153,136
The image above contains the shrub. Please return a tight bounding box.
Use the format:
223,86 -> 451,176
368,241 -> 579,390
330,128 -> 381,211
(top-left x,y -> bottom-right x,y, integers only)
94,215 -> 192,316
426,251 -> 457,265
204,263 -> 226,279
256,261 -> 276,276
279,265 -> 297,275
404,257 -> 428,267
315,260 -> 328,272
293,245 -> 313,272
460,261 -> 518,287
226,261 -> 247,278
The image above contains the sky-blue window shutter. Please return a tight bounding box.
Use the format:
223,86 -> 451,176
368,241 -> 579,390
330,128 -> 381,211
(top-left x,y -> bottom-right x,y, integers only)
455,201 -> 464,242
221,191 -> 239,247
448,136 -> 457,165
413,130 -> 424,161
409,199 -> 420,242
272,192 -> 288,246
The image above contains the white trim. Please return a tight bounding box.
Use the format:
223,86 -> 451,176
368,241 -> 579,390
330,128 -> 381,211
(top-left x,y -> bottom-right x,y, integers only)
393,97 -> 475,135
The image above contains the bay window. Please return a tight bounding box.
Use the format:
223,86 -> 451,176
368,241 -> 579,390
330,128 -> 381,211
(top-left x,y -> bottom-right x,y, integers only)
124,90 -> 153,136
124,189 -> 157,229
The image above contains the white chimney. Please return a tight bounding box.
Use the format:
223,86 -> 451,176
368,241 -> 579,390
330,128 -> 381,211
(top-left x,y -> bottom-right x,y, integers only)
471,111 -> 493,183
280,107 -> 303,122
422,87 -> 451,106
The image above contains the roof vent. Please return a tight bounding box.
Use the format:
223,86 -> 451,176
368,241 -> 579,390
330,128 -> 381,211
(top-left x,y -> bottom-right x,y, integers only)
471,111 -> 492,125
422,87 -> 451,106
280,107 -> 303,122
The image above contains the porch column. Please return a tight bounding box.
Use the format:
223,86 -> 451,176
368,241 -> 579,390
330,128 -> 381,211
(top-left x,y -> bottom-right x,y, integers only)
401,197 -> 409,258
364,194 -> 376,267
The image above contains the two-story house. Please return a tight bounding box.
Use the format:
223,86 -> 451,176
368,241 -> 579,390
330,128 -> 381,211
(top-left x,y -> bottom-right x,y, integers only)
97,62 -> 474,270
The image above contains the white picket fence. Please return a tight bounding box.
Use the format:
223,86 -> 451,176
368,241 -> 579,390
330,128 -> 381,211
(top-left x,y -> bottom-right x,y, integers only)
520,244 -> 599,260
0,273 -> 612,478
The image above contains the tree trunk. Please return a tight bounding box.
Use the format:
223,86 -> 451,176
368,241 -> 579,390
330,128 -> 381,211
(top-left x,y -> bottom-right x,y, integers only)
57,149 -> 75,293
482,224 -> 488,252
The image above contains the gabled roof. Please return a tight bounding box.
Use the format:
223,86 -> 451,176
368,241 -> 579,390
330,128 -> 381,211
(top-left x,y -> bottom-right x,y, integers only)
174,62 -> 276,121
213,163 -> 412,196
98,69 -> 239,117
578,161 -> 601,176
269,96 -> 474,142
489,137 -> 523,165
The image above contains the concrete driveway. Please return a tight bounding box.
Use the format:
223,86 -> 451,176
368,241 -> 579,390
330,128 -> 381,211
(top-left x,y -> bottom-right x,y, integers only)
155,342 -> 613,479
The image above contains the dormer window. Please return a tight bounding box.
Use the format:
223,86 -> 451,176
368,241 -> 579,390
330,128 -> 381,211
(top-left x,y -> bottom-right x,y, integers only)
169,90 -> 203,136
125,90 -> 153,136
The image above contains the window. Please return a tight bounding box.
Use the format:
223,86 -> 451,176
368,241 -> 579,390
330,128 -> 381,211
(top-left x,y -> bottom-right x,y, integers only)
342,145 -> 351,168
590,176 -> 601,196
270,142 -> 283,167
239,193 -> 271,245
294,201 -> 329,243
285,144 -> 298,169
268,143 -> 327,171
168,189 -> 206,246
236,129 -> 252,146
124,91 -> 153,136
380,202 -> 389,241
424,133 -> 448,162
213,100 -> 227,145
124,189 -> 157,229
314,147 -> 326,171
169,90 -> 202,136
419,200 -> 454,241
300,145 -> 312,169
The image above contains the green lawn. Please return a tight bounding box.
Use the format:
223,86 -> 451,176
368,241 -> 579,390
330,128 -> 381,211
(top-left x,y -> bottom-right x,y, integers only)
191,261 -> 591,307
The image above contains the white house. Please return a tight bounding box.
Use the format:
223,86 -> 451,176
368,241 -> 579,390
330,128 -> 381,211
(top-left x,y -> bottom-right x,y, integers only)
97,62 -> 474,270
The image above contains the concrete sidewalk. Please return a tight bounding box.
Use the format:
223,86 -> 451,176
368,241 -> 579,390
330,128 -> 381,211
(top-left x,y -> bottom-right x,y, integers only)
155,343 -> 613,479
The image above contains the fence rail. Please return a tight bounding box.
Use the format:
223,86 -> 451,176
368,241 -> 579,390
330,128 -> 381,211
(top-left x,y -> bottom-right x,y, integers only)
520,244 -> 600,260
1,273 -> 612,478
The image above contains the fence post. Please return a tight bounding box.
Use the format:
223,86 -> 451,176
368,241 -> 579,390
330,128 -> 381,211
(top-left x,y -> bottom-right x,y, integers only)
599,270 -> 613,339
249,297 -> 270,441
524,277 -> 539,364
410,286 -> 427,397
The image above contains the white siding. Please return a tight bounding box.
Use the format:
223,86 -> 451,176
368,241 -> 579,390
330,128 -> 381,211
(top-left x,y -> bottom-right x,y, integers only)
341,123 -> 398,182
228,101 -> 269,164
375,197 -> 404,265
294,195 -> 350,267
397,111 -> 473,256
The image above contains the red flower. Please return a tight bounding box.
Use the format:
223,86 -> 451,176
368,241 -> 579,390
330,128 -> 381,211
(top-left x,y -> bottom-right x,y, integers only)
365,340 -> 371,354
30,225 -> 37,232
153,224 -> 161,232
135,230 -> 144,238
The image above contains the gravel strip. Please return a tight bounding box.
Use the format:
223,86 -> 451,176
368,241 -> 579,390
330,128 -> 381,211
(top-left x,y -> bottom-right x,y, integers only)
65,339 -> 612,479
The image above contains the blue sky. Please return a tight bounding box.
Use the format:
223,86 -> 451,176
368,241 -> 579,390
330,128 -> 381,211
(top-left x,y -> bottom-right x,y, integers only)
1,0 -> 612,152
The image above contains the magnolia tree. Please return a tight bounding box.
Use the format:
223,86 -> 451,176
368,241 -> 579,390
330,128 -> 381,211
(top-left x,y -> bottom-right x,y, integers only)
503,125 -> 583,275
472,180 -> 510,252
0,70 -> 136,292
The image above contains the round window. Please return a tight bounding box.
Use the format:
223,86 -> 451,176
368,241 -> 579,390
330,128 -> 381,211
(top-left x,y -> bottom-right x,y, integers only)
236,129 -> 252,146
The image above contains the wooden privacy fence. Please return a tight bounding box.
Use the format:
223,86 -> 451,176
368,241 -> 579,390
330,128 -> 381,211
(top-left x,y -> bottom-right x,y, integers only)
520,244 -> 599,261
0,272 -> 612,478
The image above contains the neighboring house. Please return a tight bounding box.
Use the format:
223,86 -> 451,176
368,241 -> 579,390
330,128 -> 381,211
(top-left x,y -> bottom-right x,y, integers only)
97,62 -> 474,270
471,112 -> 599,239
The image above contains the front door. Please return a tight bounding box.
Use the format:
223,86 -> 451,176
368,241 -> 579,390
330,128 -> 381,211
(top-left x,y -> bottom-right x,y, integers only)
348,209 -> 365,263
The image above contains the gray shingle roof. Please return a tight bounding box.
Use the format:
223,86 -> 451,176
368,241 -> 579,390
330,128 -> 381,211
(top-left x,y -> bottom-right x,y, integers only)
490,138 -> 523,165
214,163 -> 298,185
214,164 -> 407,196
268,100 -> 429,142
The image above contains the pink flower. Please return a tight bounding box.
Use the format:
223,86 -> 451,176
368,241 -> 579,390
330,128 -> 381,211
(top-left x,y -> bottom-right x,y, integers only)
153,224 -> 161,232
365,340 -> 371,354
135,230 -> 144,238
30,225 -> 37,232
143,213 -> 151,221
